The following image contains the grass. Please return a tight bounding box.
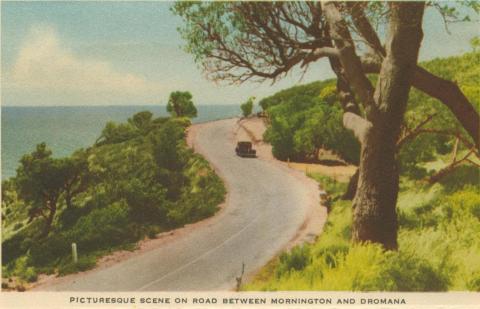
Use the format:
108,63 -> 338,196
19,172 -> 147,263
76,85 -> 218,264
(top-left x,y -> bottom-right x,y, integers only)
243,166 -> 480,291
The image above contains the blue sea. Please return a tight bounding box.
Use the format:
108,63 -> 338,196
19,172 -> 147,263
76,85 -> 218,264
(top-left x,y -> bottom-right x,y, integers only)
1,105 -> 241,180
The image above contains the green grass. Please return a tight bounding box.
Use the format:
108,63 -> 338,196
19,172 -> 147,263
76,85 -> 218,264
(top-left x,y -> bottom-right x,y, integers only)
244,168 -> 480,291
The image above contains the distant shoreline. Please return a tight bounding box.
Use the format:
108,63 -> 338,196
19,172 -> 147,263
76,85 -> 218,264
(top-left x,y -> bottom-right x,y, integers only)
1,105 -> 243,180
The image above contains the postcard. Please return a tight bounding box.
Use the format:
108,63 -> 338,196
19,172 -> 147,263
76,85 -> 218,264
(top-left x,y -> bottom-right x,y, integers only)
1,1 -> 479,308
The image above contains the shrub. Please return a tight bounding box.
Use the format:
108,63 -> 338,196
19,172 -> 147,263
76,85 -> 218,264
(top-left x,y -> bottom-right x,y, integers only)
29,233 -> 71,267
240,97 -> 254,117
467,272 -> 480,291
57,256 -> 96,276
383,251 -> 449,291
276,246 -> 311,278
68,200 -> 135,253
10,256 -> 38,283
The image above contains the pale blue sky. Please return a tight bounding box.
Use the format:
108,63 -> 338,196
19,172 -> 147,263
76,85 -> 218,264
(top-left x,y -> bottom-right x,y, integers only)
1,1 -> 478,106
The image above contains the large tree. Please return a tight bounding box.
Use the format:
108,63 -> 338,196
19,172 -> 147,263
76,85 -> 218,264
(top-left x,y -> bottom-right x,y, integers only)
15,143 -> 88,237
167,91 -> 198,118
173,1 -> 479,249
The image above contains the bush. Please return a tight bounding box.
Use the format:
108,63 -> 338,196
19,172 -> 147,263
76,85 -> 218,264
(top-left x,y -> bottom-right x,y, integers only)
240,97 -> 254,117
29,233 -> 71,267
244,173 -> 479,291
9,257 -> 38,283
383,251 -> 449,291
262,83 -> 359,163
57,256 -> 96,276
276,246 -> 311,278
68,200 -> 135,253
467,272 -> 480,291
29,201 -> 134,267
2,111 -> 226,279
2,232 -> 29,264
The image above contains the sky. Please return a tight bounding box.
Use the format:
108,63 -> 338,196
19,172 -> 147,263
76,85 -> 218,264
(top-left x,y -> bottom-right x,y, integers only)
1,1 -> 479,106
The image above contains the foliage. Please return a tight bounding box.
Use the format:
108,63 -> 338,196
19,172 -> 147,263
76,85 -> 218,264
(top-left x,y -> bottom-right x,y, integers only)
261,80 -> 360,164
167,91 -> 197,118
399,52 -> 480,179
2,111 -> 225,282
128,111 -> 153,133
240,97 -> 255,117
244,172 -> 480,291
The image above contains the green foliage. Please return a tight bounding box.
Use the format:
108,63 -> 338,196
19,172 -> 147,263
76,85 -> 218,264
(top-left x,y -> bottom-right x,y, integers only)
57,255 -> 96,276
275,246 -> 311,278
471,37 -> 480,52
307,173 -> 348,199
97,121 -> 138,145
13,143 -> 89,236
151,119 -> 187,171
262,80 -> 360,163
167,91 -> 197,118
11,257 -> 38,283
2,112 -> 225,282
400,52 -> 479,179
128,111 -> 153,133
245,172 -> 479,291
240,97 -> 254,117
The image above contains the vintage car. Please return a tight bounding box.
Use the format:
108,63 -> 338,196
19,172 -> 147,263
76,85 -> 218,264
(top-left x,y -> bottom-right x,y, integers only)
235,141 -> 257,158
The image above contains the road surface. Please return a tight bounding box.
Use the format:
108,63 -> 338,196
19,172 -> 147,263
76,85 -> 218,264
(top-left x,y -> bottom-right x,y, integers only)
36,118 -> 316,291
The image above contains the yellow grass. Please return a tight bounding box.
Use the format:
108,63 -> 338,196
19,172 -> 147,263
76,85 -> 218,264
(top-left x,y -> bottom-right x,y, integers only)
287,162 -> 356,182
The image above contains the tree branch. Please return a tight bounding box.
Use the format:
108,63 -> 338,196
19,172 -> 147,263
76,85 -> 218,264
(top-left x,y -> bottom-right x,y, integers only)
397,112 -> 437,148
359,57 -> 480,150
343,112 -> 373,144
322,1 -> 376,111
348,2 -> 386,57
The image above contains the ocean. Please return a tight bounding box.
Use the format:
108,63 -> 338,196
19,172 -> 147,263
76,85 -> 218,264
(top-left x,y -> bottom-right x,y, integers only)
1,105 -> 242,180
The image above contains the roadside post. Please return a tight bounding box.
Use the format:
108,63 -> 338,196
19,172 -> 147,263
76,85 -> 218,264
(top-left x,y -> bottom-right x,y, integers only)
72,243 -> 78,264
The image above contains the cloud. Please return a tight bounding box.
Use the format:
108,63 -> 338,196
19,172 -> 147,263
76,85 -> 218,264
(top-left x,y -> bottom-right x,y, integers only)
4,24 -> 165,105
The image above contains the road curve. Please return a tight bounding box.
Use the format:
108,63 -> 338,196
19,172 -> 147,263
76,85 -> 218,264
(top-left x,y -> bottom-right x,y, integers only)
36,118 -> 315,291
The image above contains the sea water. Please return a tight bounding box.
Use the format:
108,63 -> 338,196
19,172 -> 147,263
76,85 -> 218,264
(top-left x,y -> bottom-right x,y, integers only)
1,105 -> 241,179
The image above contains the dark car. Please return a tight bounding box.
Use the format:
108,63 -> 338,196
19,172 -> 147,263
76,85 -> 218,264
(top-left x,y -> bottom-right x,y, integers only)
235,141 -> 257,158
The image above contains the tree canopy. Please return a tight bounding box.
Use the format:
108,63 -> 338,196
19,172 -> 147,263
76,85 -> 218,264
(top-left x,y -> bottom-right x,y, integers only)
167,91 -> 198,118
240,97 -> 254,117
173,1 -> 480,249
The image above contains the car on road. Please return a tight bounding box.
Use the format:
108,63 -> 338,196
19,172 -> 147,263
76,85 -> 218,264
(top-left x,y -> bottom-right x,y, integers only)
235,141 -> 256,158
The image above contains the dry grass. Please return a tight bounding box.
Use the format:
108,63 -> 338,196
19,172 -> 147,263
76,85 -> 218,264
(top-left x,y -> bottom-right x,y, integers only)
287,162 -> 356,182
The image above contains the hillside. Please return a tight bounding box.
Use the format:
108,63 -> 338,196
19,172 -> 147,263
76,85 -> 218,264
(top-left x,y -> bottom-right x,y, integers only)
244,51 -> 480,291
1,112 -> 225,289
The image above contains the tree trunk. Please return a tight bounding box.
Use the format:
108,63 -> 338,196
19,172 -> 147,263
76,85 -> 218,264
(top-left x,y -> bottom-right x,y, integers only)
351,2 -> 425,250
65,190 -> 73,209
41,204 -> 56,238
352,126 -> 400,250
342,168 -> 358,200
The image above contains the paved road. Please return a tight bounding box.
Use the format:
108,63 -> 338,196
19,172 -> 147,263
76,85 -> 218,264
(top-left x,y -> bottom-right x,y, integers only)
37,118 -> 312,291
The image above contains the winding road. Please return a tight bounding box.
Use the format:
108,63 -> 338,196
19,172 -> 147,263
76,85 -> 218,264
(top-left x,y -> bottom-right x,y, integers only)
35,118 -> 321,291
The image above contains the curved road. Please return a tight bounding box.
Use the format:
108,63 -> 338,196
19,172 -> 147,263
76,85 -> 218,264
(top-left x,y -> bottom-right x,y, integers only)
37,118 -> 314,291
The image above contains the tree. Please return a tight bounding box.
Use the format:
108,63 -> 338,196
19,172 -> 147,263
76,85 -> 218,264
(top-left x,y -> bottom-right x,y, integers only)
61,150 -> 89,209
96,121 -> 138,145
128,111 -> 153,133
240,97 -> 255,117
151,120 -> 189,200
173,1 -> 480,249
15,143 -> 85,237
167,91 -> 197,118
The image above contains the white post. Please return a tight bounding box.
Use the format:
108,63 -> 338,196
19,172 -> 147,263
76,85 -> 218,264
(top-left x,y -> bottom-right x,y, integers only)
72,243 -> 78,264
